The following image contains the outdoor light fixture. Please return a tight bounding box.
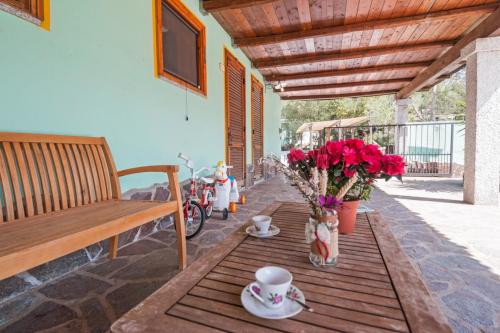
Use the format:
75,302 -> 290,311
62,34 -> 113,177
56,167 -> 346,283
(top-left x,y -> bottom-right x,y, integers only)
274,81 -> 286,92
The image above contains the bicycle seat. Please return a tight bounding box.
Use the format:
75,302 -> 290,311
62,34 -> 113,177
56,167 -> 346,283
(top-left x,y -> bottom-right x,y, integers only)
200,177 -> 214,184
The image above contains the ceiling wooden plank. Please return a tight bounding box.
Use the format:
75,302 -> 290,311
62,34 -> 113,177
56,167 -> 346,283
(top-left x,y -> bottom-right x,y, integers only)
254,40 -> 454,68
233,3 -> 499,47
397,6 -> 500,98
265,61 -> 432,81
202,0 -> 277,13
281,89 -> 399,100
276,78 -> 412,92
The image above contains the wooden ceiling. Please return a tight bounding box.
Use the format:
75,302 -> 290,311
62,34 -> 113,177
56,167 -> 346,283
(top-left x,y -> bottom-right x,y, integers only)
203,0 -> 500,100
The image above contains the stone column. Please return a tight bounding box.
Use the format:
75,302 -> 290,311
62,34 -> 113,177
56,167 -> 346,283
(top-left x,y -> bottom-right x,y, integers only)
394,98 -> 411,154
462,36 -> 500,205
395,98 -> 411,124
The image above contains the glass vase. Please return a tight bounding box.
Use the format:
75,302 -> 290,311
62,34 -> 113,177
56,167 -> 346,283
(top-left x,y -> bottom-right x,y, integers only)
306,213 -> 339,267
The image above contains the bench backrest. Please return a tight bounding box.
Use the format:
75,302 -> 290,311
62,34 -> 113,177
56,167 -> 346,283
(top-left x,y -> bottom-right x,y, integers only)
0,133 -> 121,222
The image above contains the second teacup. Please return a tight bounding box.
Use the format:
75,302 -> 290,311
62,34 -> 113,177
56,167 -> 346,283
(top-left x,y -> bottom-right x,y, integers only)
252,215 -> 272,235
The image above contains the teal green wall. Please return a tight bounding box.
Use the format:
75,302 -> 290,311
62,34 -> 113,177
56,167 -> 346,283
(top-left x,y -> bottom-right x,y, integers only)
0,0 -> 282,190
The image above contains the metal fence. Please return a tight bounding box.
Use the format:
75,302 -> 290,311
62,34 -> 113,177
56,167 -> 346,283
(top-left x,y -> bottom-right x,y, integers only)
322,122 -> 459,176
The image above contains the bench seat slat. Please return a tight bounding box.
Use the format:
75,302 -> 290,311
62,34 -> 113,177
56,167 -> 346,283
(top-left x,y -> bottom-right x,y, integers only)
64,144 -> 83,207
78,144 -> 97,203
3,142 -> 25,219
40,143 -> 61,211
13,143 -> 35,217
0,200 -> 177,279
0,146 -> 15,221
23,143 -> 44,215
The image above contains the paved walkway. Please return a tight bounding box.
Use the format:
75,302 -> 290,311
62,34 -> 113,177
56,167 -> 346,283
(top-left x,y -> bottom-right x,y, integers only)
0,177 -> 303,333
367,177 -> 500,333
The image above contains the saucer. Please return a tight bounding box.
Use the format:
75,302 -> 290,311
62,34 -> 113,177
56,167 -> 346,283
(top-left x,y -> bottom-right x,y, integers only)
241,283 -> 305,320
245,225 -> 280,238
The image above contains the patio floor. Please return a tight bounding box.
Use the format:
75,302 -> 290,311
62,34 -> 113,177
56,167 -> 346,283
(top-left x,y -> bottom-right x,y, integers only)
367,177 -> 500,333
0,176 -> 499,332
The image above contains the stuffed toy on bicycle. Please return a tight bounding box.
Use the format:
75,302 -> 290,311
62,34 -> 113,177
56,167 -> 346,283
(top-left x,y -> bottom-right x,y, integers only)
213,161 -> 239,218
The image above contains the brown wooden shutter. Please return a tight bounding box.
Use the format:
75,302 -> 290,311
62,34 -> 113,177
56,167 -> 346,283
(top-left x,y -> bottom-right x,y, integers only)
2,0 -> 44,19
251,77 -> 264,179
225,50 -> 246,182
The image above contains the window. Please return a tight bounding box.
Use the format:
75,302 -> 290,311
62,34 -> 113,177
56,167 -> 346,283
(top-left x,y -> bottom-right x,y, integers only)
0,0 -> 44,23
155,0 -> 207,96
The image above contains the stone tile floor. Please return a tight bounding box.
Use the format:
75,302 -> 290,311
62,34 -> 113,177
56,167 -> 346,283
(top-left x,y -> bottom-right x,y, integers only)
1,176 -> 500,333
0,177 -> 303,333
366,177 -> 500,333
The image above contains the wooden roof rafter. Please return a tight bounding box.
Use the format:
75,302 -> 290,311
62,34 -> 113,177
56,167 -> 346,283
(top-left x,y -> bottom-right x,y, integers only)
234,3 -> 499,47
398,6 -> 500,98
281,90 -> 400,101
265,62 -> 433,82
254,40 -> 455,69
275,78 -> 412,93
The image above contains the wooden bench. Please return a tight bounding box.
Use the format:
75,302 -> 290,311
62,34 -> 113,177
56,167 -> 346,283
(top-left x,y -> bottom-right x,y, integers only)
0,132 -> 186,280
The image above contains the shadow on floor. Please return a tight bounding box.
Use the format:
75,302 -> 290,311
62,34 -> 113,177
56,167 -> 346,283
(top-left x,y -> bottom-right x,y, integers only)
366,187 -> 500,333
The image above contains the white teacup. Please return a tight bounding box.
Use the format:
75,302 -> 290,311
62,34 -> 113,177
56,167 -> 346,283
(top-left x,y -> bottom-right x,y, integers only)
252,215 -> 272,235
249,266 -> 292,309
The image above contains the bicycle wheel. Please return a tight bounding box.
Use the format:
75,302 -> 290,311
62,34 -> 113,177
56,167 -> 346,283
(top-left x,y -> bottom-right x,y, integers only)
205,190 -> 214,219
183,200 -> 205,239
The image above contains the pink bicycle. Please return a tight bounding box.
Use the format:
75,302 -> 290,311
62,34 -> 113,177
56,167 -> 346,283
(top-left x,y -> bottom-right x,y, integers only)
178,153 -> 215,239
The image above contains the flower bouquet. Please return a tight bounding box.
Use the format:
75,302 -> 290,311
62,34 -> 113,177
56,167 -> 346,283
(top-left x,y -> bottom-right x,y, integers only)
266,138 -> 405,266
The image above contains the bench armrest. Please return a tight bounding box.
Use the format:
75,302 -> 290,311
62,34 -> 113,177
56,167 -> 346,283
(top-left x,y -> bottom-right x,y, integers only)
116,164 -> 186,270
117,165 -> 179,177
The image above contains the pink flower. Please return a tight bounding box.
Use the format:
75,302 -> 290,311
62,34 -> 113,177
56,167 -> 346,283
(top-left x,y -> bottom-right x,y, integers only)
316,154 -> 330,170
361,144 -> 382,164
325,140 -> 343,165
288,148 -> 306,164
382,155 -> 406,176
343,146 -> 362,166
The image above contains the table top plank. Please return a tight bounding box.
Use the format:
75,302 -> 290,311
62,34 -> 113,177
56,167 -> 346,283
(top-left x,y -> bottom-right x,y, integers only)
112,201 -> 452,333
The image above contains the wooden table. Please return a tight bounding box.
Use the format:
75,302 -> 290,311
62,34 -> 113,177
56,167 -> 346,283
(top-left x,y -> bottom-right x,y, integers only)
112,202 -> 452,333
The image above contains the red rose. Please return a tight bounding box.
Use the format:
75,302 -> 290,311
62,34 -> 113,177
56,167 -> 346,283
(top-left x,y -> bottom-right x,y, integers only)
382,155 -> 405,176
343,167 -> 356,178
288,148 -> 306,164
325,140 -> 343,165
316,154 -> 329,170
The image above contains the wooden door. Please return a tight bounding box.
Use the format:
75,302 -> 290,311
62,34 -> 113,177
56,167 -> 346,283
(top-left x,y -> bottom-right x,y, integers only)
251,76 -> 264,179
224,50 -> 246,182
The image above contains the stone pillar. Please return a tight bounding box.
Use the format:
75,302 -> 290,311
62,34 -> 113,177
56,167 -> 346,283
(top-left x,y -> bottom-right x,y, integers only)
394,98 -> 411,154
395,98 -> 411,124
462,36 -> 500,205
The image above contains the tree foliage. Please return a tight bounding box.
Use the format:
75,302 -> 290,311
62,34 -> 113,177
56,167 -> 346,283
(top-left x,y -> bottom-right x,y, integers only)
281,70 -> 465,145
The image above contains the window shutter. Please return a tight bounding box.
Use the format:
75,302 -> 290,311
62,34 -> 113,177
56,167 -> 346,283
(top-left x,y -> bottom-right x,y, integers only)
251,78 -> 264,179
2,0 -> 43,19
225,54 -> 246,182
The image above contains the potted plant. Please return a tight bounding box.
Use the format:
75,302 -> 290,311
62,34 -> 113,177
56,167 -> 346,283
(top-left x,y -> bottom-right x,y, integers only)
283,139 -> 405,234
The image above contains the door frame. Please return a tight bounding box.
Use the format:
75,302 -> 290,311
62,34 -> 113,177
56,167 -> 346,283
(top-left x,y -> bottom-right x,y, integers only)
251,74 -> 264,179
224,48 -> 246,182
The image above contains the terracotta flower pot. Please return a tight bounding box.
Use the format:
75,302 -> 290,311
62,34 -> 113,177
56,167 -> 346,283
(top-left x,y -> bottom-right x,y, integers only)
337,200 -> 360,234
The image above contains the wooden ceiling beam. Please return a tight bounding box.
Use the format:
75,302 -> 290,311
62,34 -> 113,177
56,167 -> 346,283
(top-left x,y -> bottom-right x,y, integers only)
397,7 -> 500,99
234,3 -> 499,47
202,0 -> 277,13
254,40 -> 454,69
275,78 -> 412,93
265,61 -> 433,82
281,90 -> 399,101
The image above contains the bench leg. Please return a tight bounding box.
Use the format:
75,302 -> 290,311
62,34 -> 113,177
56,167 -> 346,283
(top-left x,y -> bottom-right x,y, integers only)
168,171 -> 187,271
109,235 -> 119,259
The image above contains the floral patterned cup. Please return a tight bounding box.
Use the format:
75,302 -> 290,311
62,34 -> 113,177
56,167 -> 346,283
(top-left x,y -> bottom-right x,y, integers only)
252,215 -> 272,234
249,266 -> 292,309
